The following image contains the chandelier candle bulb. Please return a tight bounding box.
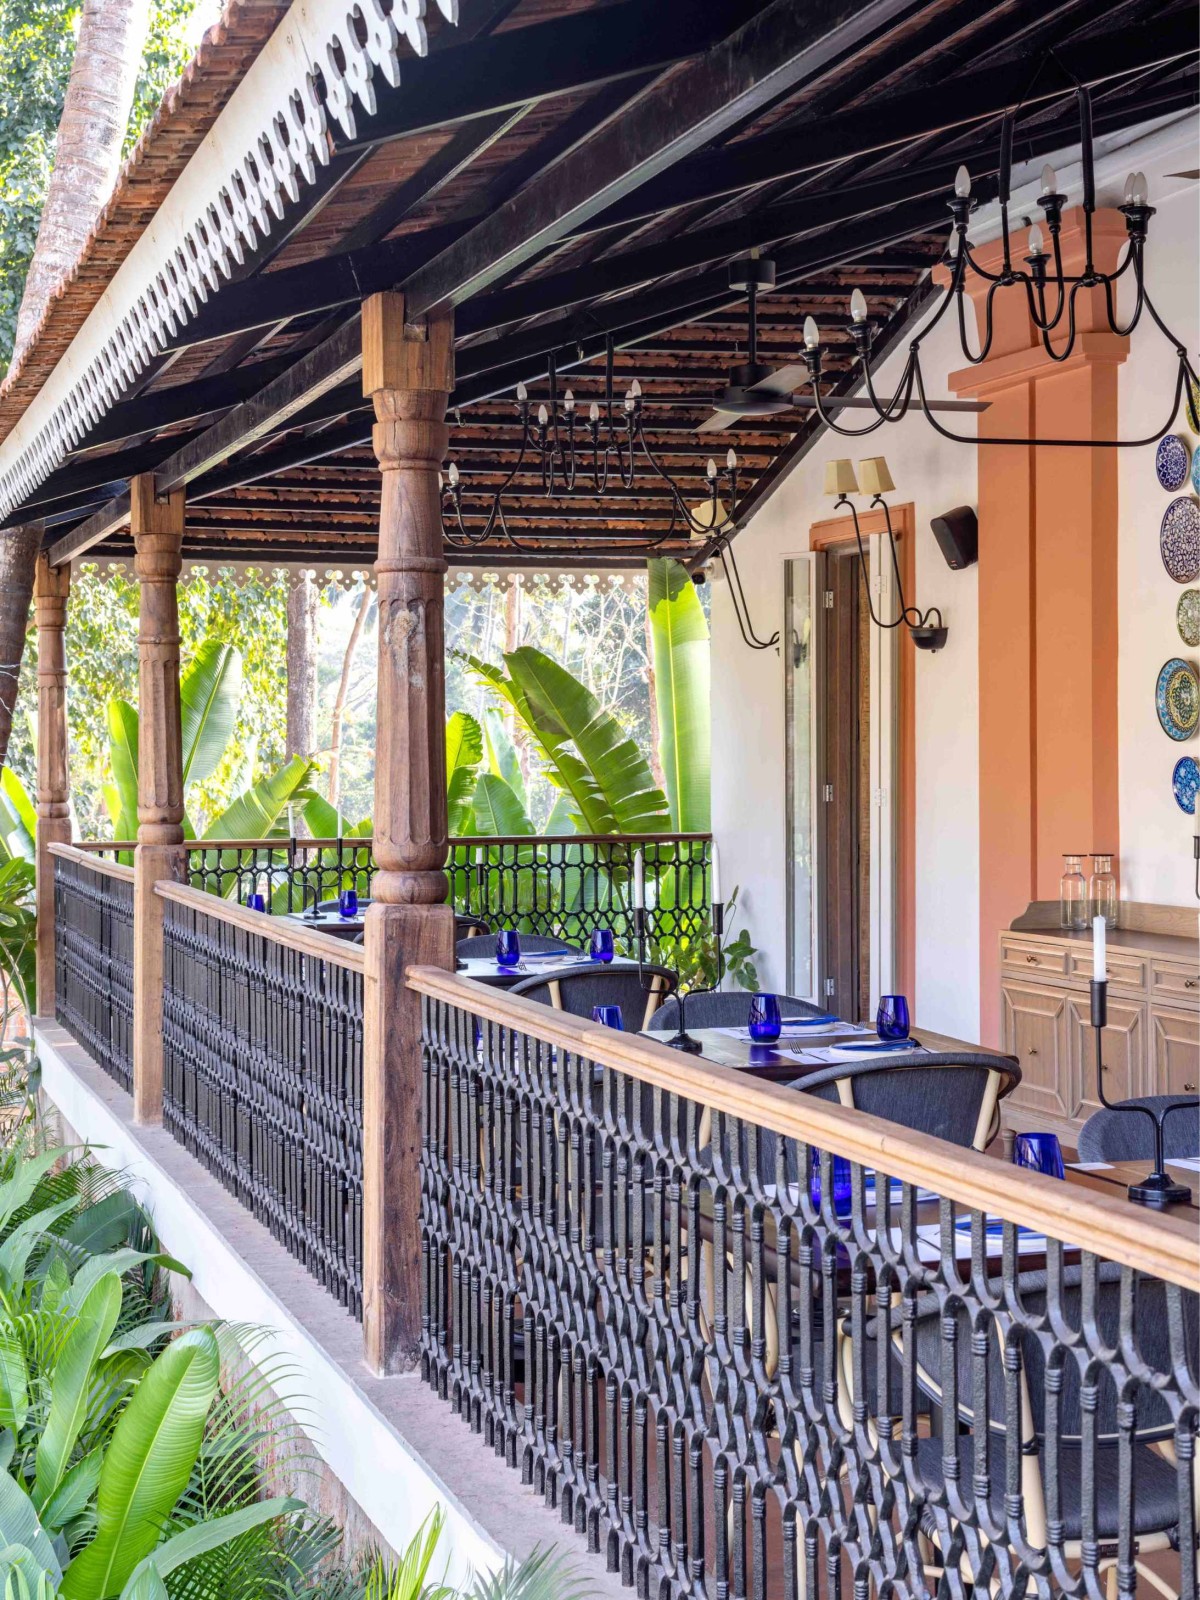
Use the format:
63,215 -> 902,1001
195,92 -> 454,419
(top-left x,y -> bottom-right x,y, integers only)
803,316 -> 820,350
536,403 -> 549,427
633,849 -> 645,911
850,288 -> 868,323
726,448 -> 737,471
706,458 -> 718,481
1093,915 -> 1106,981
1040,164 -> 1057,197
711,843 -> 720,907
1027,223 -> 1044,255
954,164 -> 971,198
516,382 -> 527,403
588,401 -> 599,423
448,462 -> 459,486
563,390 -> 575,412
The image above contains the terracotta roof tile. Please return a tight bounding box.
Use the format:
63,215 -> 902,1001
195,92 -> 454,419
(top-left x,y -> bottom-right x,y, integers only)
0,0 -> 290,448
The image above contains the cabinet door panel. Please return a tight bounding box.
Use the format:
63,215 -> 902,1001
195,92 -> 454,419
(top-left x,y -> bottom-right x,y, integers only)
1152,1008 -> 1200,1097
1067,992 -> 1144,1120
1001,982 -> 1071,1122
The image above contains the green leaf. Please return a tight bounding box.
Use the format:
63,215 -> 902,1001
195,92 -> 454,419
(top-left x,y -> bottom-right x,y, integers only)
483,709 -> 526,806
0,1475 -> 60,1587
105,701 -> 140,842
0,773 -> 35,863
116,1566 -> 167,1600
67,1250 -> 188,1315
647,558 -> 711,832
102,1320 -> 207,1358
0,1198 -> 79,1297
58,1190 -> 149,1260
60,1328 -> 221,1599
118,1496 -> 301,1595
35,1271 -> 123,1511
446,712 -> 484,834
38,1448 -> 101,1533
205,757 -> 315,841
180,639 -> 243,790
0,1151 -> 63,1235
472,774 -> 534,837
0,1330 -> 27,1433
505,648 -> 672,834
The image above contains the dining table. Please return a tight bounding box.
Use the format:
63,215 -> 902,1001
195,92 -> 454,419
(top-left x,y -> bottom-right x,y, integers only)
457,953 -> 643,988
282,907 -> 365,942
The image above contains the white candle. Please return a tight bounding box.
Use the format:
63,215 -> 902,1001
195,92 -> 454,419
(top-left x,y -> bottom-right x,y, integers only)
287,803 -> 295,837
1092,915 -> 1106,981
711,843 -> 721,906
633,849 -> 645,910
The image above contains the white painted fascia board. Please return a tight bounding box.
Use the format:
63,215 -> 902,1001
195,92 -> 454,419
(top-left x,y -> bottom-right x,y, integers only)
0,0 -> 460,524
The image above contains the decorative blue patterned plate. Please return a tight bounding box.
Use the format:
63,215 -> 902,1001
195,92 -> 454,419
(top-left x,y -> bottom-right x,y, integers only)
1157,658 -> 1199,741
1193,445 -> 1200,496
1156,434 -> 1191,491
1173,756 -> 1200,815
1180,589 -> 1200,649
1161,497 -> 1200,583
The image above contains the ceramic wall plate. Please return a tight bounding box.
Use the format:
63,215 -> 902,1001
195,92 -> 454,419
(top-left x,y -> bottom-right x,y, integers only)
1156,433 -> 1191,491
1157,657 -> 1199,741
1193,444 -> 1200,496
1161,496 -> 1200,583
1180,589 -> 1200,649
1174,755 -> 1200,815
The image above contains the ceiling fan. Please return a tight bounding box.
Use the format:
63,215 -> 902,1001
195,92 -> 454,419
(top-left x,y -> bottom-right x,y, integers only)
696,257 -> 810,434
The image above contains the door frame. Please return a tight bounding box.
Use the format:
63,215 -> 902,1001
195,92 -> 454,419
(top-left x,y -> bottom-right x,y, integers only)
807,502 -> 916,1011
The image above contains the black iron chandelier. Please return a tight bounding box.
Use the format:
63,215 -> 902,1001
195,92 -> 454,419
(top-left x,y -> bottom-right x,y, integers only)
801,68 -> 1199,449
441,338 -> 745,552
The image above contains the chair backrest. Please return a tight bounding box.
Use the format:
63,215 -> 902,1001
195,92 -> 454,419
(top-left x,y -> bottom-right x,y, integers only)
1077,1096 -> 1200,1163
509,964 -> 677,1031
455,913 -> 493,940
646,991 -> 828,1031
454,933 -> 581,959
793,1051 -> 1021,1150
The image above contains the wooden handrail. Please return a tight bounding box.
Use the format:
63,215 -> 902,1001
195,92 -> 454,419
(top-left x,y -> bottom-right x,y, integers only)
48,841 -> 135,884
154,880 -> 364,972
75,832 -> 711,853
405,966 -> 1200,1291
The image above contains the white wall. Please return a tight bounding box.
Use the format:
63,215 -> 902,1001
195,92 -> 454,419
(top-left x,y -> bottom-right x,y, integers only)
1116,132 -> 1200,906
711,310 -> 981,1039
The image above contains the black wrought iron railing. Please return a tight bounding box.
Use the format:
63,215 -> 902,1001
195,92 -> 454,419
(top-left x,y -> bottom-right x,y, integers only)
412,967 -> 1199,1600
159,882 -> 365,1317
52,846 -> 135,1093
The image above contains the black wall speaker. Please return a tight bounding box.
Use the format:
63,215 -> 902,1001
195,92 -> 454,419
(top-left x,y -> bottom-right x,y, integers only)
929,505 -> 978,570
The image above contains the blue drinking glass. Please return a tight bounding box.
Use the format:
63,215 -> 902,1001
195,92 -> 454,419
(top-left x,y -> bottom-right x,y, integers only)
876,994 -> 911,1042
1013,1131 -> 1065,1180
495,929 -> 521,968
747,992 -> 782,1043
247,892 -> 266,913
592,1005 -> 624,1030
339,888 -> 358,919
809,1151 -> 853,1216
590,927 -> 615,963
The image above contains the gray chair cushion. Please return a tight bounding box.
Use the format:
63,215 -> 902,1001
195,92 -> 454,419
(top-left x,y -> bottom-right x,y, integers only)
646,991 -> 827,1031
509,964 -> 677,1026
1077,1095 -> 1200,1163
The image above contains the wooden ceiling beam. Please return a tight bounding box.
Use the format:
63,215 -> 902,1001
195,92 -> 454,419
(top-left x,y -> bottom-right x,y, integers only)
400,0 -> 925,316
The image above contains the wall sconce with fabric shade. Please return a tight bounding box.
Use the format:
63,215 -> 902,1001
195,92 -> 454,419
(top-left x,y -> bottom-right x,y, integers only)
828,454 -> 948,652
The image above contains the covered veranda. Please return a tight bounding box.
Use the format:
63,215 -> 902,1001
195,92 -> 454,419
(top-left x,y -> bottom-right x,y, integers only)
1,0 -> 1197,1593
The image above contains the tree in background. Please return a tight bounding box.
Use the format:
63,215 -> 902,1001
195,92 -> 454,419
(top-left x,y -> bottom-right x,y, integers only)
285,570 -> 319,762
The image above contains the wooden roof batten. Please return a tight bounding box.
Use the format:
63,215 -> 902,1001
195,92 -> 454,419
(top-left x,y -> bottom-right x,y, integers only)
9,0 -> 1193,570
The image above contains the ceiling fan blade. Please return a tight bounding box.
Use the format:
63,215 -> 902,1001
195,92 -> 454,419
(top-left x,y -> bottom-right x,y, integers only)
697,411 -> 739,433
747,363 -> 809,398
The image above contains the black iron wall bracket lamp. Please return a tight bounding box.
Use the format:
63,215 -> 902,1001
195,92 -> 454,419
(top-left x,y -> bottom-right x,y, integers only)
826,456 -> 948,651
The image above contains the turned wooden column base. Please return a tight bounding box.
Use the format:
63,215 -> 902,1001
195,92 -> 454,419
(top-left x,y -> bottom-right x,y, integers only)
133,841 -> 185,1125
362,899 -> 455,1375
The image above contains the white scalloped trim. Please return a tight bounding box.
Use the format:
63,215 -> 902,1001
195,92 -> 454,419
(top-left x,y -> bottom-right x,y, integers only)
0,0 -> 458,525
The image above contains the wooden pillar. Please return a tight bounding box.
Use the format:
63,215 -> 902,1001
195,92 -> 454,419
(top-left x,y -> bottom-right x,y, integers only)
130,476 -> 186,1124
944,209 -> 1129,1044
34,555 -> 71,1018
361,292 -> 456,1375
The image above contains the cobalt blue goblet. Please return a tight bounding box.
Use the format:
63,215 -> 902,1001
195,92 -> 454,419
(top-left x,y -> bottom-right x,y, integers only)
590,927 -> 615,963
338,888 -> 358,919
1013,1131 -> 1065,1180
747,992 -> 782,1044
592,1005 -> 624,1030
809,1151 -> 853,1216
876,993 -> 911,1042
247,892 -> 266,913
495,929 -> 521,968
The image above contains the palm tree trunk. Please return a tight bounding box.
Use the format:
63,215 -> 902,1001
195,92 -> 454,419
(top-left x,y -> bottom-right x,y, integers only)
11,0 -> 150,367
0,526 -> 43,772
286,572 -> 319,760
327,587 -> 369,811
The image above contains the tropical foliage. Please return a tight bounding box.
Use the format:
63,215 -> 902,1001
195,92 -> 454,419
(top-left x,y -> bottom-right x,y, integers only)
0,767 -> 37,1021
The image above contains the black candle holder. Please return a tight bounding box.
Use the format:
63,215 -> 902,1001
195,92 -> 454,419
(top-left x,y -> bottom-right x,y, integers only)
632,903 -> 726,1055
1090,978 -> 1196,1208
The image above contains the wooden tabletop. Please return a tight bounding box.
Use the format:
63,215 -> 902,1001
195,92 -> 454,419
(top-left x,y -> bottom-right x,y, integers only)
1064,1159 -> 1199,1218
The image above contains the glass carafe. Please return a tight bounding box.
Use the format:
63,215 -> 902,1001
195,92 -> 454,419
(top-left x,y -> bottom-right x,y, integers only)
1089,853 -> 1119,928
1059,854 -> 1088,931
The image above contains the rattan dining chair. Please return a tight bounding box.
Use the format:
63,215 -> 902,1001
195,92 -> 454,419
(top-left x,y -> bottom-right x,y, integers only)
509,963 -> 677,1030
645,990 -> 829,1032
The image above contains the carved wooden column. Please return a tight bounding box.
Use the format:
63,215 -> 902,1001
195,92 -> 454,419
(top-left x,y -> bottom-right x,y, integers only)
130,476 -> 186,1124
361,292 -> 455,1374
34,555 -> 71,1018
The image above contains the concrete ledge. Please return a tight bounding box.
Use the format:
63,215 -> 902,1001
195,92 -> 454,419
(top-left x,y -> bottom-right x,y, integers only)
34,1020 -> 624,1594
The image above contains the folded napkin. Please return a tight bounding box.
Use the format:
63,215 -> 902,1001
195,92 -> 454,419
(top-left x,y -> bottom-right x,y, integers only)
799,1041 -> 919,1064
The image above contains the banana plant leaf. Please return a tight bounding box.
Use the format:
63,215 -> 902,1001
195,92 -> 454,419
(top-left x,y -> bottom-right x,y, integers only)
483,708 -> 527,808
201,757 -> 315,841
180,640 -> 242,790
105,701 -> 139,843
59,1327 -> 221,1599
472,773 -> 534,836
647,558 -> 711,832
34,1272 -> 123,1512
116,1497 -> 302,1598
0,771 -> 35,863
0,1474 -> 60,1588
446,712 -> 484,835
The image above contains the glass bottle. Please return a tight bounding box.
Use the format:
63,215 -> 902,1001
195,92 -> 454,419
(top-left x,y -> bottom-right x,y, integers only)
1089,853 -> 1120,929
1059,854 -> 1088,931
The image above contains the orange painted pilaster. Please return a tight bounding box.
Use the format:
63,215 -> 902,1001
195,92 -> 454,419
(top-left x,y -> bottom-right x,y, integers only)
944,210 -> 1128,1044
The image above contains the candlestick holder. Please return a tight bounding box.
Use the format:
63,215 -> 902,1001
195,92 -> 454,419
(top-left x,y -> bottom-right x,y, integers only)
1090,978 -> 1196,1208
634,905 -> 702,1053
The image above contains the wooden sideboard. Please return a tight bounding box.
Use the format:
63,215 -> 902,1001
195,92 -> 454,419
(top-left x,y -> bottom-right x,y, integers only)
999,903 -> 1199,1143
